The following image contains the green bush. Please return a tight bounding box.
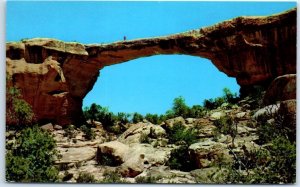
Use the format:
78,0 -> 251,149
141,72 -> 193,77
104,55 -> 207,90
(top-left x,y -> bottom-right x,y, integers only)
167,145 -> 196,172
213,116 -> 237,147
116,112 -> 130,125
145,113 -> 161,124
80,125 -> 95,140
96,147 -> 122,167
6,126 -> 59,182
226,102 -> 296,184
168,122 -> 198,146
214,116 -> 236,135
189,105 -> 206,118
132,112 -> 144,123
172,96 -> 189,118
256,109 -> 296,144
267,136 -> 296,183
6,85 -> 35,127
64,124 -> 76,139
99,170 -> 124,183
227,137 -> 296,184
140,133 -> 151,144
135,175 -> 162,183
203,98 -> 217,110
203,88 -> 239,110
76,172 -> 96,183
83,103 -> 116,127
223,87 -> 239,104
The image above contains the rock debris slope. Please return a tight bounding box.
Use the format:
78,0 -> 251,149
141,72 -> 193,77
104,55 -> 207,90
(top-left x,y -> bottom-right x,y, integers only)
6,8 -> 296,125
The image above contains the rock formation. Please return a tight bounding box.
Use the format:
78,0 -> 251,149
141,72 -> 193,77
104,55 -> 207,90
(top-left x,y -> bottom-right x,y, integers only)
263,74 -> 296,105
6,8 -> 296,125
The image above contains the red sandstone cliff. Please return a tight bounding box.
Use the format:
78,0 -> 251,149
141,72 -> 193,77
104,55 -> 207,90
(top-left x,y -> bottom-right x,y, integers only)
6,8 -> 296,125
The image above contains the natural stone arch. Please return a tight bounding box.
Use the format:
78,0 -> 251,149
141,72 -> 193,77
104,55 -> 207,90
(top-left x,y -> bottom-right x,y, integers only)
6,8 -> 296,125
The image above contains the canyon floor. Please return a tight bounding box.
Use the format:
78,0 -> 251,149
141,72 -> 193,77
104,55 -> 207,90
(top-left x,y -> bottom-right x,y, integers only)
32,96 -> 293,183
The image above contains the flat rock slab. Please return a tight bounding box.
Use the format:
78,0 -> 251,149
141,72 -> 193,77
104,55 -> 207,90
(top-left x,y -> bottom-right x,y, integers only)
55,147 -> 96,164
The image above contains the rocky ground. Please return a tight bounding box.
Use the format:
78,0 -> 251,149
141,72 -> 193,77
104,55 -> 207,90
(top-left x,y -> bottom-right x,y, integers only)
5,93 -> 295,183
41,96 -> 292,184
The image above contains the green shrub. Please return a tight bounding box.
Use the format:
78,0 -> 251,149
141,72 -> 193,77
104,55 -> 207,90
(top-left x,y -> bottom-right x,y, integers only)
76,172 -> 96,183
256,106 -> 296,144
167,145 -> 196,172
64,124 -> 76,139
116,112 -> 130,125
267,136 -> 296,183
83,103 -> 116,127
96,148 -> 122,167
132,112 -> 144,123
189,105 -> 206,118
172,96 -> 189,118
203,88 -> 239,110
226,137 -> 296,184
140,133 -> 151,144
213,116 -> 237,147
214,116 -> 235,135
203,98 -> 217,110
99,170 -> 124,183
226,102 -> 296,184
6,83 -> 35,127
223,87 -> 239,104
6,126 -> 59,182
168,122 -> 198,146
135,175 -> 162,183
80,125 -> 95,140
145,113 -> 161,124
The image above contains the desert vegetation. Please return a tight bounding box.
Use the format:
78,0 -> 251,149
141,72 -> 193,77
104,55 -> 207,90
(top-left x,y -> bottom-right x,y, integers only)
5,81 -> 296,184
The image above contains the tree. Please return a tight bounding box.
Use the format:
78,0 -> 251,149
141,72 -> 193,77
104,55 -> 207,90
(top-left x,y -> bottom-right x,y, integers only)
116,112 -> 130,125
6,126 -> 59,182
6,81 -> 35,127
172,96 -> 189,118
132,112 -> 144,123
145,113 -> 160,124
189,105 -> 205,118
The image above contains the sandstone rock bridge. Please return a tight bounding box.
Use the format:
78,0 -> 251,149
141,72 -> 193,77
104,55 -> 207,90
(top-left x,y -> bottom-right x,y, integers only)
6,8 -> 296,125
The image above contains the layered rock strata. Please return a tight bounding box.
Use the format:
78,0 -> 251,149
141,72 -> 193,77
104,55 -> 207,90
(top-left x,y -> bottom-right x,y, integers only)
6,8 -> 296,125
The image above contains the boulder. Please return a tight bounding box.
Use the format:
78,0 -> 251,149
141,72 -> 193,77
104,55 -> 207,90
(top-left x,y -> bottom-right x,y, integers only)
236,112 -> 247,119
198,124 -> 217,138
163,117 -> 186,129
119,154 -> 145,177
54,124 -> 63,130
210,111 -> 225,121
118,122 -> 166,145
190,167 -> 228,183
189,140 -> 232,169
127,144 -> 171,166
279,99 -> 296,115
97,141 -> 130,164
97,141 -> 171,177
136,166 -> 196,183
278,99 -> 296,131
185,118 -> 197,124
264,74 -> 296,105
55,147 -> 96,164
252,104 -> 280,120
40,123 -> 54,131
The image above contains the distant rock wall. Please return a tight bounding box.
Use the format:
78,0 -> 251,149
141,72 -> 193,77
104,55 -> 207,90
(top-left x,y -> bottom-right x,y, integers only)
6,8 -> 296,125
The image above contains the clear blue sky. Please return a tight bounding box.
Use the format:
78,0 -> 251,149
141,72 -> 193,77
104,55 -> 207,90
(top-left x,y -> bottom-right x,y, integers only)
7,1 -> 296,115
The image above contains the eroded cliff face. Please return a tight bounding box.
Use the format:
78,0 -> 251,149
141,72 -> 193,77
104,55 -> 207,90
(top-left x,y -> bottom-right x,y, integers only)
6,8 -> 296,125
